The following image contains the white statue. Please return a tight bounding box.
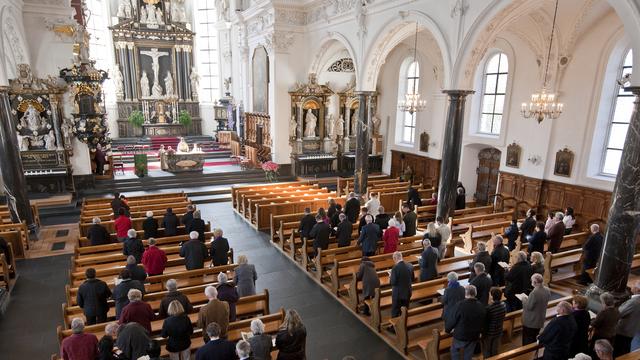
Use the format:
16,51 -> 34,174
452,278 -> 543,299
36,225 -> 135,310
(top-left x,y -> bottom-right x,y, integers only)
191,143 -> 202,153
117,0 -> 132,18
21,104 -> 42,133
145,4 -> 157,26
350,111 -> 358,135
140,71 -> 150,98
156,7 -> 164,25
164,72 -> 174,97
114,66 -> 124,100
61,119 -> 73,147
335,115 -> 344,137
140,48 -> 170,98
326,114 -> 334,138
177,137 -> 189,153
171,0 -> 187,22
289,115 -> 297,138
372,114 -> 381,136
17,133 -> 29,151
44,130 -> 56,150
140,5 -> 148,23
190,67 -> 199,100
216,0 -> 229,21
304,109 -> 317,138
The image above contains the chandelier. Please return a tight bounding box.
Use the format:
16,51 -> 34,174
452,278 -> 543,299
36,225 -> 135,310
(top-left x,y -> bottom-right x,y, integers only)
522,0 -> 564,123
398,22 -> 427,114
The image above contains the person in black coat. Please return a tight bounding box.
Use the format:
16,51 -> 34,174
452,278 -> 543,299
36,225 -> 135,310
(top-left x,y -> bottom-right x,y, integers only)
469,241 -> 492,281
407,186 -> 423,208
111,269 -> 145,319
142,211 -> 158,239
390,251 -> 415,317
180,231 -> 208,270
578,224 -> 603,285
455,187 -> 466,210
504,220 -> 520,251
490,235 -> 510,286
528,222 -> 547,255
275,310 -> 307,360
470,262 -> 493,305
87,218 -> 111,246
538,301 -> 578,360
195,323 -> 237,360
210,229 -> 230,266
520,209 -> 537,242
504,251 -> 533,312
357,207 -> 369,234
402,202 -> 417,237
570,295 -> 591,357
298,208 -> 316,239
335,213 -> 353,247
181,205 -> 195,229
327,199 -> 338,220
216,272 -> 240,321
445,285 -> 486,360
358,215 -> 381,257
123,229 -> 145,264
344,192 -> 361,223
375,207 -> 390,230
309,215 -> 330,258
330,204 -> 342,228
111,192 -> 129,218
419,239 -> 439,282
162,208 -> 179,236
77,268 -> 112,325
441,272 -> 466,327
161,300 -> 193,358
187,210 -> 206,242
125,255 -> 147,283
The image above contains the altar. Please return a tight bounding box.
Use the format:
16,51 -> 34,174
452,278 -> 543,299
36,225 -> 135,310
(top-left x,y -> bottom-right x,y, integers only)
161,152 -> 206,173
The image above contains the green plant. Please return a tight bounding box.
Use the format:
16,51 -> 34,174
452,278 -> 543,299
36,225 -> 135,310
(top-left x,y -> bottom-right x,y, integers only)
178,110 -> 192,127
128,110 -> 144,128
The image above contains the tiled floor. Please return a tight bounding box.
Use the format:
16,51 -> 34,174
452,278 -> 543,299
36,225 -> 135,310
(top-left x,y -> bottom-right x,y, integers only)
0,202 -> 404,360
25,224 -> 78,258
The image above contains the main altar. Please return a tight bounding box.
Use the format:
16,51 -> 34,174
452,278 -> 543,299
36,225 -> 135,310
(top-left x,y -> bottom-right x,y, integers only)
110,0 -> 202,137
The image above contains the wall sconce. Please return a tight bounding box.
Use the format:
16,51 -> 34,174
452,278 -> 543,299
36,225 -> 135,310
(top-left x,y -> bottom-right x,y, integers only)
528,155 -> 542,166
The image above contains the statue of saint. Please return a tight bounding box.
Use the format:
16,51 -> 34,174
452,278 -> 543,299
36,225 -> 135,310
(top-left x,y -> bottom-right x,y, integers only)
350,110 -> 358,136
140,71 -> 150,98
145,4 -> 157,26
17,133 -> 29,151
177,137 -> 189,153
117,0 -> 132,18
335,115 -> 344,137
164,72 -> 174,97
171,0 -> 187,22
372,113 -> 381,136
191,143 -> 202,153
216,0 -> 229,21
156,7 -> 164,25
190,67 -> 199,100
289,115 -> 297,138
326,114 -> 334,138
140,5 -> 148,24
304,109 -> 317,138
44,130 -> 56,150
21,104 -> 42,133
114,66 -> 124,100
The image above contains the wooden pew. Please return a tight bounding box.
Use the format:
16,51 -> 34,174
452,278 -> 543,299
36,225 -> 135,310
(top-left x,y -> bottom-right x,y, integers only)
80,201 -> 192,222
76,224 -> 206,247
457,220 -> 512,254
486,343 -> 543,360
231,181 -> 313,210
0,221 -> 28,258
542,249 -> 583,285
0,243 -> 17,291
239,185 -> 320,216
254,196 -> 345,230
81,196 -> 189,214
246,190 -> 332,221
416,204 -> 492,226
82,192 -> 185,207
79,213 -> 192,237
617,349 -> 640,360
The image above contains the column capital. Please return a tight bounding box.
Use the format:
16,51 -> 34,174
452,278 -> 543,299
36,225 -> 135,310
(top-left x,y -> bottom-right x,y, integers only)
354,90 -> 376,96
442,89 -> 475,96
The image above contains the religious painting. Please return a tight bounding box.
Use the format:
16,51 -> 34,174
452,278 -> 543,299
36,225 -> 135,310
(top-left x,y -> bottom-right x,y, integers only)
252,46 -> 269,113
137,47 -> 174,99
419,132 -> 429,152
554,147 -> 574,177
506,142 -> 521,168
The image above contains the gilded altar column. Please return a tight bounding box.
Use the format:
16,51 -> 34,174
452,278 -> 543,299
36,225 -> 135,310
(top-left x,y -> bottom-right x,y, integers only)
353,91 -> 374,198
0,88 -> 36,232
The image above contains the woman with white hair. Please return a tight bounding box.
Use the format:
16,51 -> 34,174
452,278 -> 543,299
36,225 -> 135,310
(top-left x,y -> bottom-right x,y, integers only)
235,255 -> 258,297
248,319 -> 273,360
142,210 -> 158,239
60,318 -> 99,360
530,251 -> 545,275
87,216 -> 111,246
216,272 -> 239,321
441,271 -> 465,325
187,209 -> 206,241
119,289 -> 154,333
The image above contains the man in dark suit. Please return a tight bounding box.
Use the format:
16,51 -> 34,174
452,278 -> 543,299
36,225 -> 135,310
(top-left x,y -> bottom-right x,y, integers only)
111,269 -> 145,319
162,208 -> 179,236
210,228 -> 230,266
504,219 -> 520,251
195,323 -> 236,360
455,187 -> 466,210
125,255 -> 147,283
345,192 -> 361,223
470,262 -> 493,305
538,301 -> 577,360
504,251 -> 533,312
520,209 -> 537,242
358,215 -> 381,257
335,213 -> 353,247
309,214 -> 330,258
402,202 -> 417,237
298,207 -> 316,239
123,229 -> 145,264
578,223 -> 603,285
419,239 -> 439,282
142,211 -> 158,239
181,204 -> 195,229
546,212 -> 566,253
77,268 -> 111,325
111,192 -> 129,218
407,186 -> 423,208
374,206 -> 390,230
390,251 -> 415,317
187,210 -> 206,242
469,241 -> 492,281
445,285 -> 486,360
490,235 -> 510,286
87,217 -> 111,246
180,231 -> 208,270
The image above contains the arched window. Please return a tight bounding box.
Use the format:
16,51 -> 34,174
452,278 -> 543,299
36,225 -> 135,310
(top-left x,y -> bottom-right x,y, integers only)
479,53 -> 508,135
194,2 -> 220,103
602,50 -> 633,175
400,61 -> 419,144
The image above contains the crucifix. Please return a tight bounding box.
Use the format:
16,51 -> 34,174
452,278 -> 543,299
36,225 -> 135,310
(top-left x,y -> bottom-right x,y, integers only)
140,48 -> 170,98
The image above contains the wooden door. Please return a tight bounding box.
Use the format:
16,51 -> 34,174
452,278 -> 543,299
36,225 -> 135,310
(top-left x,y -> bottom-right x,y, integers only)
475,148 -> 502,205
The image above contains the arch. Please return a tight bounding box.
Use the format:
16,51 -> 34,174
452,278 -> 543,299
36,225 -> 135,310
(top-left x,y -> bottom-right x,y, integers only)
309,32 -> 358,82
0,4 -> 29,83
360,10 -> 451,91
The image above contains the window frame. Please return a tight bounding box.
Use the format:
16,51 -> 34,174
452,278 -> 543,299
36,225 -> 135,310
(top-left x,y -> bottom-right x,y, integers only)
478,52 -> 508,136
399,60 -> 420,145
194,2 -> 220,104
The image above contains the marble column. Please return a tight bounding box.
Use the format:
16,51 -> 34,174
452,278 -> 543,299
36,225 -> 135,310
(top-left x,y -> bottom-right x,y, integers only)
353,91 -> 373,198
589,87 -> 640,298
0,89 -> 36,232
436,90 -> 474,221
175,46 -> 183,100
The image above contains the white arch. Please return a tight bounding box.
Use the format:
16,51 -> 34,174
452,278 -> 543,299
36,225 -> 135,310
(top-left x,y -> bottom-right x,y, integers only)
308,31 -> 359,82
359,10 -> 451,91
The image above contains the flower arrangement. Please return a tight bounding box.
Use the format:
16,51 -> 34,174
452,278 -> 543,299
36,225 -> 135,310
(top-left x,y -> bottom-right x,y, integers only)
261,161 -> 279,182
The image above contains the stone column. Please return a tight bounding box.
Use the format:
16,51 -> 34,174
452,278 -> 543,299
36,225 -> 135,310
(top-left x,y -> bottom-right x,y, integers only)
50,95 -> 64,150
353,91 -> 373,198
436,90 -> 474,221
0,88 -> 36,231
589,87 -> 640,298
175,46 -> 183,100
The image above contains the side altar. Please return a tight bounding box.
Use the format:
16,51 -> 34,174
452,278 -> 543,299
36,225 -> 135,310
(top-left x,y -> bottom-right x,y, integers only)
110,0 -> 201,137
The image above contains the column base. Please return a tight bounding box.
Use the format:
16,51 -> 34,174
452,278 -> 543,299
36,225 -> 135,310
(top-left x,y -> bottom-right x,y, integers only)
585,283 -> 631,307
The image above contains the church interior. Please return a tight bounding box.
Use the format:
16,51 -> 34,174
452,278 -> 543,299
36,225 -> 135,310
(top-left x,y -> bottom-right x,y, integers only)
0,0 -> 639,359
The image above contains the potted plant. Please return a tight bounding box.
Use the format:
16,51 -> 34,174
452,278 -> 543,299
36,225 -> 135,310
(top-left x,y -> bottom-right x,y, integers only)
128,110 -> 144,136
178,110 -> 192,127
261,161 -> 279,182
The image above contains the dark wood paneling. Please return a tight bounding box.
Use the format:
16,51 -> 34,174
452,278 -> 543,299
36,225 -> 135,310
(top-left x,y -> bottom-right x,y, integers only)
390,150 -> 441,188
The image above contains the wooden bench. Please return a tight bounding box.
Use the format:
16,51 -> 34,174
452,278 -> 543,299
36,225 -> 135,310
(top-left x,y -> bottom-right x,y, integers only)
231,181 -> 313,210
486,343 -> 543,359
80,201 -> 192,222
81,196 -> 189,215
246,190 -> 333,222
79,213 -> 192,237
0,243 -> 17,291
253,196 -> 345,230
0,221 -> 28,258
543,249 -> 583,285
76,224 -> 208,247
82,192 -> 185,207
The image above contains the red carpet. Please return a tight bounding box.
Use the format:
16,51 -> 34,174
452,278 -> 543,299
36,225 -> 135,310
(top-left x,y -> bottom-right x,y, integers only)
121,160 -> 236,172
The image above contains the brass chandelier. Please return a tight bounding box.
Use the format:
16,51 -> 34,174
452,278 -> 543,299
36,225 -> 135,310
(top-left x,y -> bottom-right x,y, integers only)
398,22 -> 427,114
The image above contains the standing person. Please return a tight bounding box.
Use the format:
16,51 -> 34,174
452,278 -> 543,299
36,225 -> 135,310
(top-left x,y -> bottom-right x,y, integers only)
407,185 -> 422,208
98,323 -> 119,360
445,285 -> 486,360
210,228 -> 230,266
544,211 -> 555,234
118,289 -> 154,333
95,144 -> 107,175
423,223 -> 442,256
141,238 -> 167,276
504,251 -> 534,312
435,216 -> 451,258
60,318 -> 99,360
375,206 -> 390,230
187,210 -> 206,242
594,340 -> 615,360
111,269 -> 145,319
123,229 -> 144,264
330,204 -> 343,228
115,322 -> 150,360
520,209 -> 537,242
275,309 -> 307,360
180,231 -> 208,270
162,208 -> 179,236
455,187 -> 466,210
578,224 -> 603,285
389,251 -> 415,317
382,221 -> 400,254
345,192 -> 361,223
490,235 -> 510,286
125,255 -> 147,282
235,255 -> 258,297
521,273 -> 551,345
564,207 -> 576,235
547,212 -> 566,253
528,222 -> 547,255
365,192 -> 381,217
389,211 -> 406,236
88,217 -> 111,246
309,214 -> 331,258
335,213 -> 353,247
195,323 -> 236,360
468,242 -> 492,281
591,292 -> 620,351
538,301 -> 578,360
470,263 -> 492,305
441,272 -> 466,326
159,279 -> 193,318
457,181 -> 466,195
358,215 -> 381,257
197,286 -> 230,341
504,219 -> 519,251
317,207 -> 330,224
111,192 -> 129,218
77,268 -> 111,325
114,208 -> 131,242
401,202 -> 417,237
483,288 -> 507,358
357,207 -> 369,233
248,319 -> 273,360
142,211 -> 158,239
217,273 -> 239,321
327,198 -> 338,220
530,251 -> 545,276
298,208 -> 316,240
160,300 -> 193,360
181,205 -> 195,229
426,192 -> 438,205
571,295 -> 591,357
419,239 -> 439,281
356,256 -> 380,316
236,340 -> 252,360
615,281 -> 640,356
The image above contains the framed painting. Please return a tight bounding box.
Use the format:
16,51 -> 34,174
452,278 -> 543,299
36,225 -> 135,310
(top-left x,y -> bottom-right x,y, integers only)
554,147 -> 574,177
506,142 -> 521,168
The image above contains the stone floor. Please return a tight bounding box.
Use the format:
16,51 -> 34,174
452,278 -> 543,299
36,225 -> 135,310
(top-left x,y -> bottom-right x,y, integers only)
0,201 -> 404,360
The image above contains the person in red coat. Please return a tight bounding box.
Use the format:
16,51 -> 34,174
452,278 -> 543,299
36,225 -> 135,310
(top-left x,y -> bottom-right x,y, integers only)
60,318 -> 98,360
141,238 -> 167,276
114,208 -> 132,242
383,225 -> 400,254
119,289 -> 155,333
